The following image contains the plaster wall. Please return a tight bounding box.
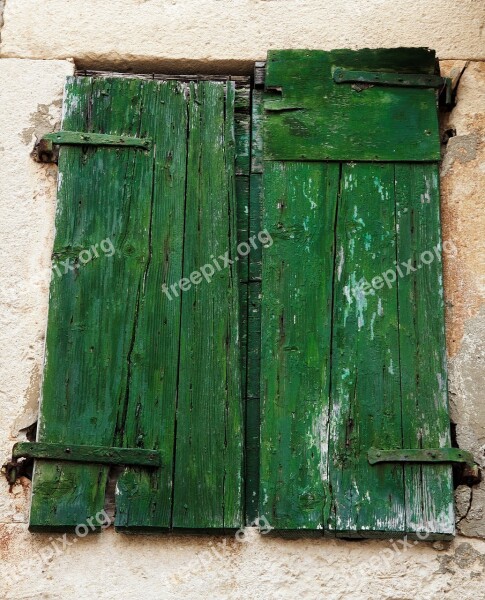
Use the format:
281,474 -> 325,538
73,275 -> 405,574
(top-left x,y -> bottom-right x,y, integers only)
0,2 -> 484,598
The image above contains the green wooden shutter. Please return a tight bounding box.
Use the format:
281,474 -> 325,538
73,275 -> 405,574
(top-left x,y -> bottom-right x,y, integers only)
260,48 -> 455,538
30,76 -> 244,531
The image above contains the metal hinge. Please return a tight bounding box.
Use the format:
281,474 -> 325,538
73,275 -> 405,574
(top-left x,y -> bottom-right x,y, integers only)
32,131 -> 152,164
4,442 -> 161,484
368,447 -> 480,483
333,68 -> 452,106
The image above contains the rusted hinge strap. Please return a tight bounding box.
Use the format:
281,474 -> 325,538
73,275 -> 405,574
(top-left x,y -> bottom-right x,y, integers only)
11,442 -> 161,467
333,68 -> 449,89
368,447 -> 475,468
43,131 -> 152,149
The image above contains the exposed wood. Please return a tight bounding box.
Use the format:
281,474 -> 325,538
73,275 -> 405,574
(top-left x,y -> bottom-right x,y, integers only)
395,163 -> 455,536
329,164 -> 405,537
75,69 -> 250,85
254,62 -> 266,89
260,162 -> 338,530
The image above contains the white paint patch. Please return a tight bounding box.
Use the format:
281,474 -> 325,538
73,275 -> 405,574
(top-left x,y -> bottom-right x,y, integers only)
337,245 -> 344,281
370,312 -> 376,340
311,409 -> 329,482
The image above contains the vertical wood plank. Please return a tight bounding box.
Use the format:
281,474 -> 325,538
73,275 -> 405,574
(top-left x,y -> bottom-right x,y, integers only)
172,82 -> 243,529
30,77 -> 154,529
260,161 -> 338,530
329,163 -> 405,536
115,81 -> 188,530
395,163 -> 454,536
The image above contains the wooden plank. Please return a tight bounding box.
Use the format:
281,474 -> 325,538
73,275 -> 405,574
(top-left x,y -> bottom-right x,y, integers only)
264,48 -> 440,162
395,163 -> 454,537
329,163 -> 405,536
115,81 -> 188,530
260,162 -> 339,530
251,89 -> 264,175
172,82 -> 243,529
75,70 -> 251,85
30,76 -> 154,530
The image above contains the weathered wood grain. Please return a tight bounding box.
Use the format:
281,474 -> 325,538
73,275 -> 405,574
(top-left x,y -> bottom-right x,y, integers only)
259,50 -> 454,539
329,163 -> 405,536
264,48 -> 440,162
31,77 -> 154,530
115,81 -> 188,531
260,162 -> 338,530
31,77 -> 244,532
395,163 -> 454,536
172,82 -> 243,529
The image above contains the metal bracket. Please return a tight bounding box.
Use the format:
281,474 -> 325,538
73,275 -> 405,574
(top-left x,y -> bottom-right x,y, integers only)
333,68 -> 452,106
32,131 -> 152,164
368,447 -> 480,483
4,442 -> 161,484
368,447 -> 475,467
333,68 -> 448,89
43,131 -> 152,149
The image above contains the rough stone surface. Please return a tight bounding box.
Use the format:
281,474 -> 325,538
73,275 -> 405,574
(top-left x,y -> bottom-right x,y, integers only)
1,525 -> 485,600
0,1 -> 5,41
0,12 -> 484,598
0,0 -> 484,70
439,61 -> 485,540
440,61 -> 485,357
0,57 -> 74,524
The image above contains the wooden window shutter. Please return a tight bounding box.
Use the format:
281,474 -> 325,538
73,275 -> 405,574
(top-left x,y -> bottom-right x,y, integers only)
28,76 -> 246,531
259,48 -> 456,538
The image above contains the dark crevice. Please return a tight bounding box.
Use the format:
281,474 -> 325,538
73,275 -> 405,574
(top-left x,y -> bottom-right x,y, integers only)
222,85 -> 230,529
114,88 -> 149,446
326,162 -> 343,529
392,164 -> 408,526
103,465 -> 124,524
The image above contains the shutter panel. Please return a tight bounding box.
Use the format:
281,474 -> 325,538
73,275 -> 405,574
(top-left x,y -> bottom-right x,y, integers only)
30,76 -> 243,531
260,49 -> 455,538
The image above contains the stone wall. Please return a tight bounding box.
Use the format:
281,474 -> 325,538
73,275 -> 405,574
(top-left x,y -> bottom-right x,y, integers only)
0,2 -> 484,598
